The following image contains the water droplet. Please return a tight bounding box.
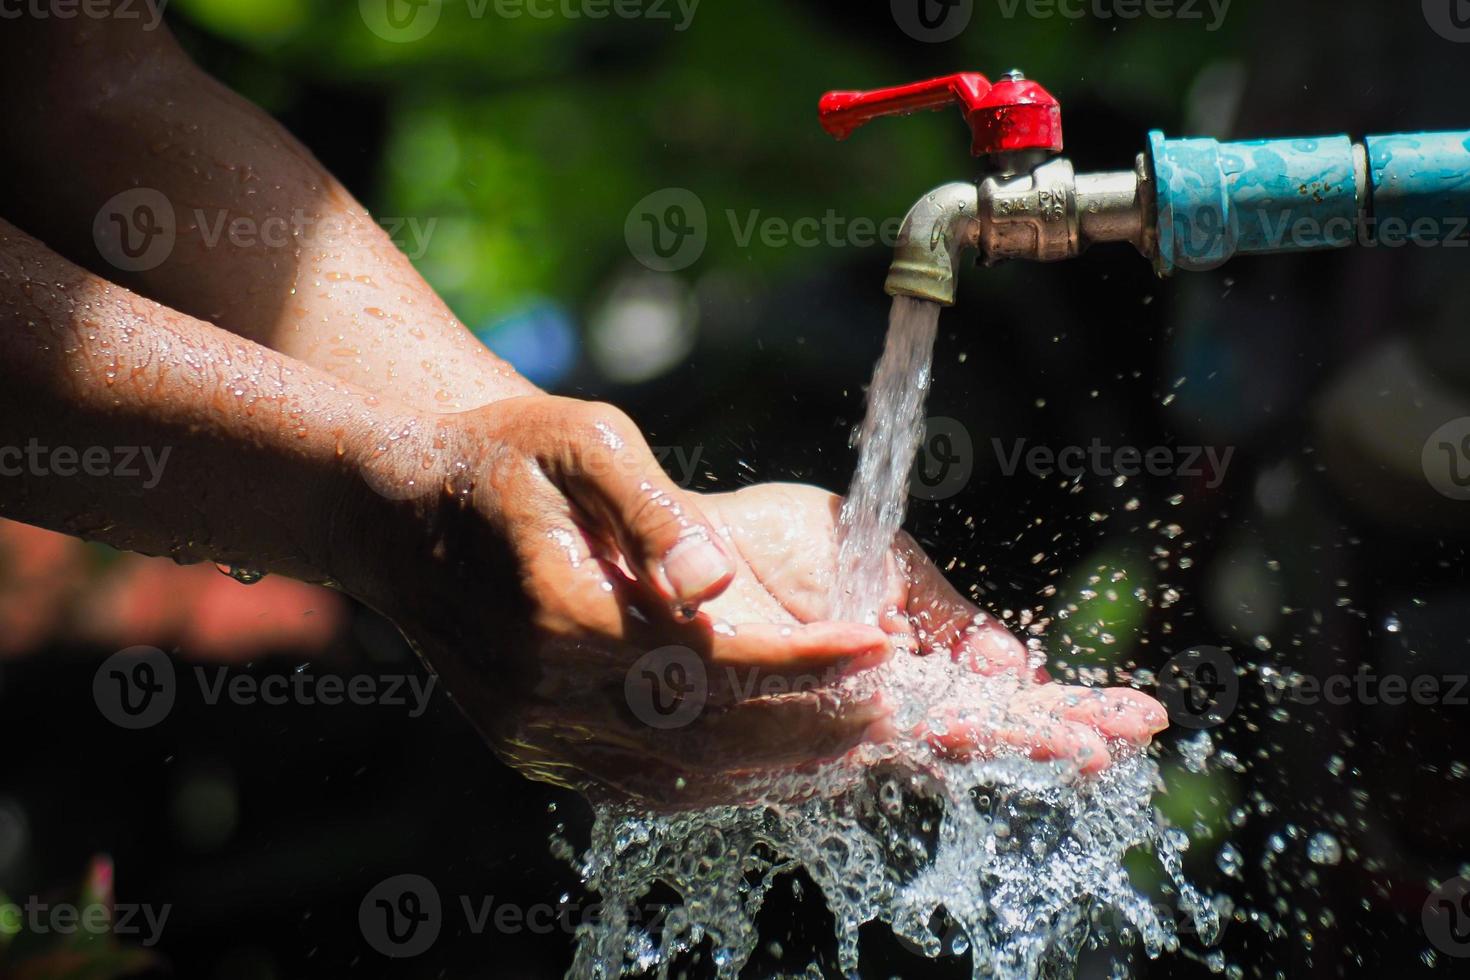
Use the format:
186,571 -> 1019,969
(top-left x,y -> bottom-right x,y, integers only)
214,563 -> 266,585
1306,832 -> 1342,866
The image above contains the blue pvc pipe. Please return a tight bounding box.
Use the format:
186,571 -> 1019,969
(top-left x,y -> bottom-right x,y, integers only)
1149,129 -> 1470,274
1365,132 -> 1470,243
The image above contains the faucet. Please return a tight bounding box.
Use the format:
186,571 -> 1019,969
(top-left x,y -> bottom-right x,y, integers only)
819,71 -> 1470,306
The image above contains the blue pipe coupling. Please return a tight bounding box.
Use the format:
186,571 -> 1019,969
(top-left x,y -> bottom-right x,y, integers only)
1149,129 -> 1470,274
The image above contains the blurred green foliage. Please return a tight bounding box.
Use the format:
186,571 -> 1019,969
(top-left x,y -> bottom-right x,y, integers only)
168,0 -> 1242,327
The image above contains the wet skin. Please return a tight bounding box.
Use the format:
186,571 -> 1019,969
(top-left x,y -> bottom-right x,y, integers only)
0,7 -> 1166,808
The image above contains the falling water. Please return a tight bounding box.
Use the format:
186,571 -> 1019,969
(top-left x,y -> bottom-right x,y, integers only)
571,297 -> 1218,979
831,296 -> 941,625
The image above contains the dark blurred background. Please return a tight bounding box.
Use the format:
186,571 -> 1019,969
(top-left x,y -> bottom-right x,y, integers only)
2,0 -> 1470,976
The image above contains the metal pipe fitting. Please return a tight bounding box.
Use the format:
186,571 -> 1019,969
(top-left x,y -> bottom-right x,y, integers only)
884,157 -> 1156,304
883,182 -> 981,306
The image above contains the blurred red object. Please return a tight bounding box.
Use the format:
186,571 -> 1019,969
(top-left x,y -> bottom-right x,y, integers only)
0,519 -> 347,661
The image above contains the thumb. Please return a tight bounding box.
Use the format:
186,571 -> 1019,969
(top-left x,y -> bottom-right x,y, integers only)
552,401 -> 734,617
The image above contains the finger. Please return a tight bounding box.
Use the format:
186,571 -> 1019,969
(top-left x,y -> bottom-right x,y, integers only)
705,621 -> 891,671
952,616 -> 1036,678
685,690 -> 893,773
602,581 -> 893,694
700,627 -> 891,707
519,690 -> 892,802
894,532 -> 1044,680
926,712 -> 1112,774
1018,686 -> 1169,744
549,400 -> 735,616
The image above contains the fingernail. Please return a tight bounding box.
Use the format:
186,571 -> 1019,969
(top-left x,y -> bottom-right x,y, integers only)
662,535 -> 732,604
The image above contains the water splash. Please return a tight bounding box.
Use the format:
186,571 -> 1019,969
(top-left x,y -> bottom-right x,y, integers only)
572,753 -> 1215,978
570,297 -> 1217,977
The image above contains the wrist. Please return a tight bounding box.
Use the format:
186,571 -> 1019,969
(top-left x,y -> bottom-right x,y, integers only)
322,407 -> 502,624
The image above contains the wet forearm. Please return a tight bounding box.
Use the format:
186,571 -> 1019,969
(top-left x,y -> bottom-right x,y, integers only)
0,8 -> 535,413
0,219 -> 418,593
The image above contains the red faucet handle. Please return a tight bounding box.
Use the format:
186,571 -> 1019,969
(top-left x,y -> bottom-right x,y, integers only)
819,72 -> 993,140
818,71 -> 1062,157
971,74 -> 1063,156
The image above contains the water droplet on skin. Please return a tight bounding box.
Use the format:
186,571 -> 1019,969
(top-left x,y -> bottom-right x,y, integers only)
215,564 -> 266,585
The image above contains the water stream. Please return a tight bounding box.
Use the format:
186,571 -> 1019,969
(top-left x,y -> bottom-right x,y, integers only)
571,297 -> 1219,978
831,296 -> 941,626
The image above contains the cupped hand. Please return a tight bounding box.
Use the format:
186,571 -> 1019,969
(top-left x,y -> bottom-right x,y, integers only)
350,401 -> 1165,808
699,483 -> 1168,775
349,396 -> 895,807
